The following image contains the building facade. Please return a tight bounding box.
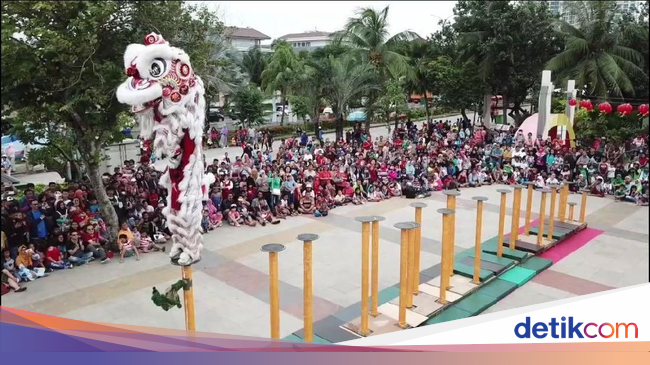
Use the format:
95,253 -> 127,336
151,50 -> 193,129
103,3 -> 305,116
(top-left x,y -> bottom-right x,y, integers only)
278,31 -> 331,52
224,27 -> 271,52
549,0 -> 644,26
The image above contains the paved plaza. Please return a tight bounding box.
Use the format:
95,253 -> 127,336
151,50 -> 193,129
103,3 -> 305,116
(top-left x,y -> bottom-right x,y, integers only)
3,184 -> 648,340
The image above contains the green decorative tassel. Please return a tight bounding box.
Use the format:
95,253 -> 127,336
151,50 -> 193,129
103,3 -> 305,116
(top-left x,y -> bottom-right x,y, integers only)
151,279 -> 188,311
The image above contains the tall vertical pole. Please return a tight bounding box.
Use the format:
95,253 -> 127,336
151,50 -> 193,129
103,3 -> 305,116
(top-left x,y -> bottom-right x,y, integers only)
548,186 -> 558,240
580,190 -> 588,223
181,266 -> 196,332
524,182 -> 535,235
360,220 -> 370,336
509,185 -> 523,249
436,209 -> 454,304
559,183 -> 569,222
395,222 -> 412,329
444,191 -> 460,276
537,190 -> 548,246
497,189 -> 511,257
472,197 -> 488,285
410,204 -> 426,296
297,234 -> 319,342
406,227 -> 415,309
568,202 -> 576,221
261,243 -> 286,339
370,216 -> 385,317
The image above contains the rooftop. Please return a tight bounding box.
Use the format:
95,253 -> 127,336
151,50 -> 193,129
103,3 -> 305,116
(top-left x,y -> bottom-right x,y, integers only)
224,27 -> 271,40
278,31 -> 331,40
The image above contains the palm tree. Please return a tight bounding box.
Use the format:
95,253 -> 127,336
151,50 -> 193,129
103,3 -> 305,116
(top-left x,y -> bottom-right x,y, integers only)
333,6 -> 419,129
326,55 -> 379,140
261,41 -> 302,125
401,39 -> 433,122
547,0 -> 646,98
241,46 -> 267,86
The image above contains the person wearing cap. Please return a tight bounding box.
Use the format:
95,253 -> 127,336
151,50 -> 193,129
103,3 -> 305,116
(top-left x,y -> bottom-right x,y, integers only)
1,155 -> 12,175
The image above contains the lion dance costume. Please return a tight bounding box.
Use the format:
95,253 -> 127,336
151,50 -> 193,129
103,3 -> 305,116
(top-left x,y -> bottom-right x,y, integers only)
117,33 -> 214,266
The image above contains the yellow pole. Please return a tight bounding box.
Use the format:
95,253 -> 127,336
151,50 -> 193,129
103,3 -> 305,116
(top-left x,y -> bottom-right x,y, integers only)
472,197 -> 487,284
548,186 -> 557,240
262,244 -> 285,339
181,266 -> 196,332
509,186 -> 523,249
559,183 -> 569,222
410,204 -> 426,296
444,192 -> 459,276
297,234 -> 319,342
371,219 -> 380,317
360,221 -> 370,336
436,209 -> 453,304
569,203 -> 575,221
524,183 -> 534,235
537,190 -> 548,246
406,227 -> 415,308
496,189 -> 510,257
580,190 -> 588,223
395,222 -> 410,329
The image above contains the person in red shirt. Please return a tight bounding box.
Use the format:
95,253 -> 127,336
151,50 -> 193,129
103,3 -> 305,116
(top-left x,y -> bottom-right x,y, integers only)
45,244 -> 72,270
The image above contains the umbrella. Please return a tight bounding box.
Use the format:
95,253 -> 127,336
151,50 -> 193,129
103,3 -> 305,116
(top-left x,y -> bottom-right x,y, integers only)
347,110 -> 366,122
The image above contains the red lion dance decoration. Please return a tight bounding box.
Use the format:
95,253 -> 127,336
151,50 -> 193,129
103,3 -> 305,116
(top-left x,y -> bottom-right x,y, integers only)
116,33 -> 214,266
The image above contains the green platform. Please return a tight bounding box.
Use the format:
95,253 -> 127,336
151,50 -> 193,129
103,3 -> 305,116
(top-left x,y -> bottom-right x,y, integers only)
498,267 -> 537,287
519,256 -> 553,273
466,251 -> 517,267
481,239 -> 530,261
284,333 -> 332,344
528,226 -> 570,239
421,306 -> 472,325
453,261 -> 495,282
477,278 -> 518,299
454,291 -> 500,316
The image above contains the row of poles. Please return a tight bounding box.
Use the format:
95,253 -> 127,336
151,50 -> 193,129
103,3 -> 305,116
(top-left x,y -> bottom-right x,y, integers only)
259,183 -> 589,340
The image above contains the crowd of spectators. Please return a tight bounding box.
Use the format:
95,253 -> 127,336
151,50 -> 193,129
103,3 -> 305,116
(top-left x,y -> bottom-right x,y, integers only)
2,118 -> 648,295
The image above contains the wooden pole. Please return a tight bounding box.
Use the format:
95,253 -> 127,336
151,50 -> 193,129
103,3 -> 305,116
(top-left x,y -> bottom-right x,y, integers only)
395,222 -> 411,328
537,190 -> 548,246
472,197 -> 487,285
297,234 -> 319,342
436,209 -> 454,304
496,189 -> 511,257
360,221 -> 370,336
548,186 -> 557,240
406,227 -> 415,308
444,192 -> 459,276
181,266 -> 196,332
580,190 -> 588,223
559,183 -> 569,222
370,217 -> 385,317
262,244 -> 285,339
410,204 -> 426,296
524,182 -> 534,235
509,185 -> 523,249
568,203 -> 575,221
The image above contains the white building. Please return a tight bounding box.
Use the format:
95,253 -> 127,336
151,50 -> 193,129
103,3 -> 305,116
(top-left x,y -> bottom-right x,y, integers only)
278,31 -> 332,52
224,27 -> 271,52
549,0 -> 644,26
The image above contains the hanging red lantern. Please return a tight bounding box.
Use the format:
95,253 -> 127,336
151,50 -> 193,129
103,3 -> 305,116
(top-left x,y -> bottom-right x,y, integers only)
625,103 -> 634,114
580,99 -> 593,111
638,104 -> 649,116
568,98 -> 577,106
617,103 -> 633,115
598,102 -> 612,114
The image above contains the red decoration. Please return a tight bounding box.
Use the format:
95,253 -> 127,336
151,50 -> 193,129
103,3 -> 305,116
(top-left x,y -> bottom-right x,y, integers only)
598,102 -> 612,114
162,86 -> 173,97
617,103 -> 633,116
580,99 -> 593,111
568,98 -> 577,106
638,104 -> 649,116
179,84 -> 189,95
170,92 -> 181,102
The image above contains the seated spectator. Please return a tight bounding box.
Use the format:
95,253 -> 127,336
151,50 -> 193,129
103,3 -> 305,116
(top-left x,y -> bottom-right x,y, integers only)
117,233 -> 140,263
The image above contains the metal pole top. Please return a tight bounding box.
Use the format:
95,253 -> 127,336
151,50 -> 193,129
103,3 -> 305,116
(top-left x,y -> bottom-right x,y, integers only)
297,233 -> 320,242
497,189 -> 512,194
394,222 -> 420,230
472,196 -> 489,202
410,202 -> 428,208
261,243 -> 286,253
371,216 -> 386,222
567,202 -> 577,206
548,184 -> 562,190
436,208 -> 456,215
540,188 -> 551,194
443,190 -> 461,197
513,184 -> 525,189
525,181 -> 536,186
355,216 -> 377,223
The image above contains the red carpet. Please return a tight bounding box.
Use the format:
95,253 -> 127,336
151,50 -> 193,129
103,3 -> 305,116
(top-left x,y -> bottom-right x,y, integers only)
538,227 -> 604,263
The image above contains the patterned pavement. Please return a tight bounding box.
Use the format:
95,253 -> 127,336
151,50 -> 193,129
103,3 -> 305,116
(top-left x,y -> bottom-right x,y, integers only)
3,185 -> 648,340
